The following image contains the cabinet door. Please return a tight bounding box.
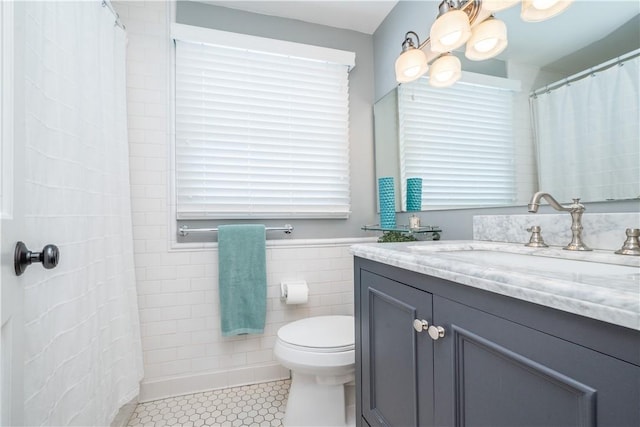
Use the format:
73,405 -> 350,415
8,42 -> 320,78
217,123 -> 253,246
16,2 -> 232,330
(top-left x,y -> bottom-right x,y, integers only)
433,295 -> 640,427
360,271 -> 434,427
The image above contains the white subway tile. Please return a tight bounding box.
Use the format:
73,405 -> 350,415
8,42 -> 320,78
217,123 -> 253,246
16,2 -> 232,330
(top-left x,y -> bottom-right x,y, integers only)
246,350 -> 273,365
190,277 -> 213,292
158,359 -> 192,377
144,212 -> 166,226
191,356 -> 220,372
161,305 -> 191,321
143,320 -> 177,337
191,304 -> 215,318
191,330 -> 216,345
232,338 -> 261,354
145,348 -> 177,364
139,308 -> 162,323
129,143 -> 163,158
161,279 -> 191,293
143,130 -> 167,145
176,317 -> 211,334
141,333 -> 191,351
143,239 -> 168,253
177,344 -> 207,360
136,280 -> 161,296
176,264 -> 206,279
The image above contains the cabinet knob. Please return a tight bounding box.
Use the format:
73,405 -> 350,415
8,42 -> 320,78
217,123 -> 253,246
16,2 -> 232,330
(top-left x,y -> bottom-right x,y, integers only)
413,319 -> 429,332
428,325 -> 445,340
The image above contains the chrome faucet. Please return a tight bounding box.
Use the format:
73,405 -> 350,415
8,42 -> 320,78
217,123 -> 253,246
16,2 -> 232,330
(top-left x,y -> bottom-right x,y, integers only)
527,192 -> 591,251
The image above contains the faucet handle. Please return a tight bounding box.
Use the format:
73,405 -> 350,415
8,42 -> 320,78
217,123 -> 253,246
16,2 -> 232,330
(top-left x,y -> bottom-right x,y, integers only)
615,228 -> 640,256
525,225 -> 548,248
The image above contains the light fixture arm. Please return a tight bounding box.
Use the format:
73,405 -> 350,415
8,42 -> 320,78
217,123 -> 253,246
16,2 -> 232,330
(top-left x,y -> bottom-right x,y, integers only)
401,31 -> 421,52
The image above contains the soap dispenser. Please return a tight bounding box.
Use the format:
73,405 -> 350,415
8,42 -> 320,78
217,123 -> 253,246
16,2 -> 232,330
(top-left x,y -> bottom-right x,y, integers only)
409,214 -> 421,230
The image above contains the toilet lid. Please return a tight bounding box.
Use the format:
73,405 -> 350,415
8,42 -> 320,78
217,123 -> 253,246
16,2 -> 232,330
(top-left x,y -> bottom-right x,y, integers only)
277,315 -> 354,351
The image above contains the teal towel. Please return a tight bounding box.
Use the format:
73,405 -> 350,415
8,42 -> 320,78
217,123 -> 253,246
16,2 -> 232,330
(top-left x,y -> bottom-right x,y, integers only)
218,224 -> 267,337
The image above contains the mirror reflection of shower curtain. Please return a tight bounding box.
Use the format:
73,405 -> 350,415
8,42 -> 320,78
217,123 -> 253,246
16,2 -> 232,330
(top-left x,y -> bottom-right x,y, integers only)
21,2 -> 143,425
531,54 -> 639,203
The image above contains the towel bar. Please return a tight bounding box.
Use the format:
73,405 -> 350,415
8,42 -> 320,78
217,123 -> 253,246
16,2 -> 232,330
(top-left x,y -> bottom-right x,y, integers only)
179,224 -> 293,237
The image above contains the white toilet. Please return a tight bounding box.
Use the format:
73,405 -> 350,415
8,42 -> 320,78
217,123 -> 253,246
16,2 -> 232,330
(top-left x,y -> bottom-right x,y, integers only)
274,315 -> 355,426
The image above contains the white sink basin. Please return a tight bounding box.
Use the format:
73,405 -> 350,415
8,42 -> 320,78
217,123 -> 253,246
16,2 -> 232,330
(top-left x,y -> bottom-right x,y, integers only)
408,241 -> 640,288
437,250 -> 637,278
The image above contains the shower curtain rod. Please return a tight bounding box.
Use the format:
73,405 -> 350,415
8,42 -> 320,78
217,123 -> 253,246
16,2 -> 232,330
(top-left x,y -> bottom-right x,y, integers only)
178,224 -> 294,236
101,0 -> 126,30
531,48 -> 640,97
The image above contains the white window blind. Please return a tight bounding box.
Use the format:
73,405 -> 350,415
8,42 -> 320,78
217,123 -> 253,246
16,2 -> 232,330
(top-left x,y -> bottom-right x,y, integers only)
398,76 -> 516,210
173,25 -> 353,219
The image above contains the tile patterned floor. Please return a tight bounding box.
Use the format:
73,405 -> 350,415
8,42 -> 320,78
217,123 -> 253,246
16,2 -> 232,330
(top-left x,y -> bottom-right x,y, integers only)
127,379 -> 290,427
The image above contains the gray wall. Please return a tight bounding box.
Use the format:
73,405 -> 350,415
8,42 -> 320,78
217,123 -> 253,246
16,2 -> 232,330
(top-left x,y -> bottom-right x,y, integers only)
176,1 -> 377,239
542,14 -> 640,76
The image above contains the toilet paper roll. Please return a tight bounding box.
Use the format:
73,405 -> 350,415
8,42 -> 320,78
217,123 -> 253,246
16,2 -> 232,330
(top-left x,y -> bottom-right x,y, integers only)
280,281 -> 309,304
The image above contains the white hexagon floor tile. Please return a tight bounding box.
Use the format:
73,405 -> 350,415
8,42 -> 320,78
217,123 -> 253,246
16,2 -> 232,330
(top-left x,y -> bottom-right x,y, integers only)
127,379 -> 290,427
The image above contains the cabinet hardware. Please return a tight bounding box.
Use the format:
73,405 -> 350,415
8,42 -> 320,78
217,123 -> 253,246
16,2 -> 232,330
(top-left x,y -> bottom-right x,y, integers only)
413,319 -> 429,332
428,325 -> 445,340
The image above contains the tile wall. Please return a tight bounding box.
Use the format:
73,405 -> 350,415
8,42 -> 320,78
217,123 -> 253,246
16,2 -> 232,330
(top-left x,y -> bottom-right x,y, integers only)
113,1 -> 367,402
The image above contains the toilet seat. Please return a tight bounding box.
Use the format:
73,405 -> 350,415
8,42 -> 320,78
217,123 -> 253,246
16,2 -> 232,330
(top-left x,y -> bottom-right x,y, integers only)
274,315 -> 355,374
276,339 -> 353,353
276,315 -> 354,352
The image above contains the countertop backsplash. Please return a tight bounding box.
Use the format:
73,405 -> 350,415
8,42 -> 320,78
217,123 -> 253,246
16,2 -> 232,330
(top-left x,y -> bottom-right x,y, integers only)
473,212 -> 640,251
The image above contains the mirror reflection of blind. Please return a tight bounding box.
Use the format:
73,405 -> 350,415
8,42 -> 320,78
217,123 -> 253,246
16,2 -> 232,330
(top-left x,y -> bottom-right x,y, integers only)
173,30 -> 353,219
532,53 -> 639,203
398,78 -> 516,210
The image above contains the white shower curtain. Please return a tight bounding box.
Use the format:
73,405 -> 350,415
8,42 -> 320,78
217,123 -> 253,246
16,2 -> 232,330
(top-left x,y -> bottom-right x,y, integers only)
531,54 -> 639,203
21,1 -> 143,425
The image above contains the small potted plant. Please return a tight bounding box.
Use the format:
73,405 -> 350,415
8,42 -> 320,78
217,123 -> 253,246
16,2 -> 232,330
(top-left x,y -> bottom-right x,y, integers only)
377,231 -> 417,243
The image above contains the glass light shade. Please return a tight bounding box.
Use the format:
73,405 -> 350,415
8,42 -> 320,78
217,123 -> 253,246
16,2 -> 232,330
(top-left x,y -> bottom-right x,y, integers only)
395,47 -> 428,83
429,54 -> 462,88
482,0 -> 519,12
465,18 -> 508,61
430,10 -> 472,53
521,0 -> 574,22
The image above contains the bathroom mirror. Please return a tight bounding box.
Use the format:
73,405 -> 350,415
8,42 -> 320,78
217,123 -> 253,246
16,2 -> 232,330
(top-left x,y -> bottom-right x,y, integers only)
375,2 -> 640,211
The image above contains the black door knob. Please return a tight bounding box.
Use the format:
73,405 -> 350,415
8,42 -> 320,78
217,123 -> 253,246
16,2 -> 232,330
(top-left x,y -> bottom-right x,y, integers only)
14,242 -> 60,276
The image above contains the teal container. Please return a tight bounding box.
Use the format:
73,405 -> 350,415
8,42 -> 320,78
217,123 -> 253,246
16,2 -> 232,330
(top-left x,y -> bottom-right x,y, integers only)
406,177 -> 422,211
378,177 -> 396,228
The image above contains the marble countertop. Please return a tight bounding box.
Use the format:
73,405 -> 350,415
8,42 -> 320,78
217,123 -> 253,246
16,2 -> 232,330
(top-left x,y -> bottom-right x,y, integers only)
350,240 -> 640,331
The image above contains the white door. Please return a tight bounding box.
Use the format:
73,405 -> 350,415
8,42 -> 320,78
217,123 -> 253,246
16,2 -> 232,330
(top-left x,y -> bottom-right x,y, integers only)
2,2 -> 24,424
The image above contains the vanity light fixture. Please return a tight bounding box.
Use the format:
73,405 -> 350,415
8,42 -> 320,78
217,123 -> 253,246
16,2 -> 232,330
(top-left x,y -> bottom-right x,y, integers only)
395,0 -> 574,87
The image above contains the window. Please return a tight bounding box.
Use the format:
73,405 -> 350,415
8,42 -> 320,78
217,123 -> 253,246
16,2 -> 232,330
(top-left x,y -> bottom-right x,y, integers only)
398,74 -> 518,209
172,24 -> 355,219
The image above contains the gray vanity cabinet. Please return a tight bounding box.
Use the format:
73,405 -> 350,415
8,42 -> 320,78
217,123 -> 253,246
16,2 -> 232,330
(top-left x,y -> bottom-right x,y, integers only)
359,270 -> 434,426
355,257 -> 640,427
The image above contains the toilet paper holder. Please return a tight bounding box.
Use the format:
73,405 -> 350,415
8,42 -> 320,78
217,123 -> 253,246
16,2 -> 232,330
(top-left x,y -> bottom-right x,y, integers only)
280,280 -> 309,304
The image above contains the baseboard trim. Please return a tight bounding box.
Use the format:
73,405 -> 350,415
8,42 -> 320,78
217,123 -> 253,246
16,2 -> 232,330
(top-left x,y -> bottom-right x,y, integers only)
139,364 -> 291,402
